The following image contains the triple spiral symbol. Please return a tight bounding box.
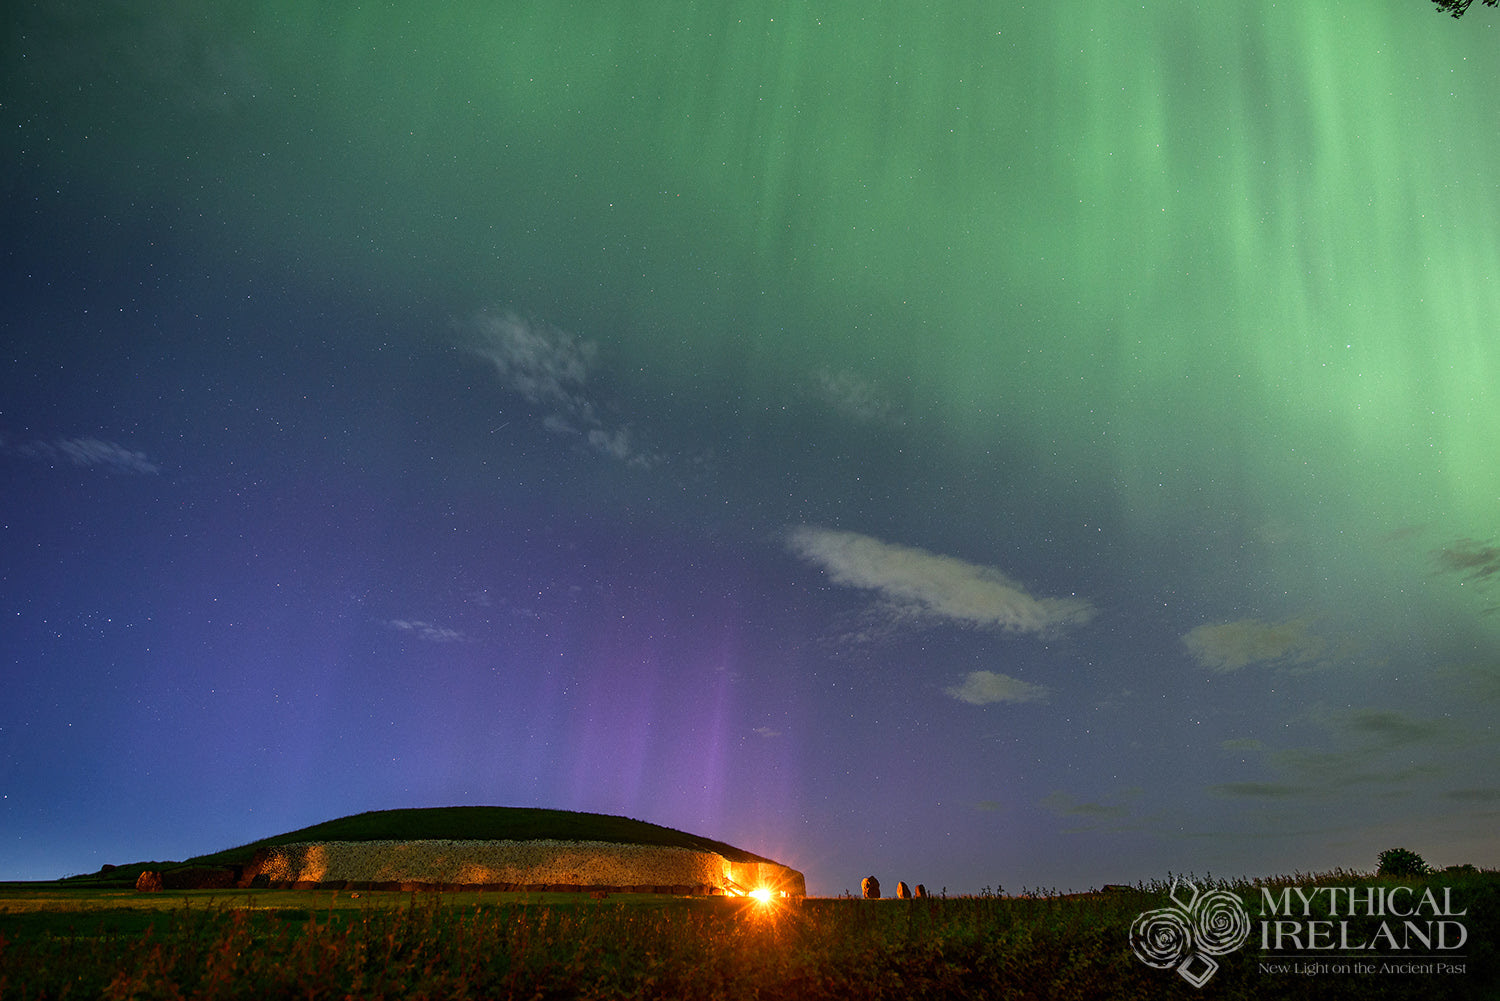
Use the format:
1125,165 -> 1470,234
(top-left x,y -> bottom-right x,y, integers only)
1129,881 -> 1251,985
1194,889 -> 1252,955
1129,907 -> 1193,969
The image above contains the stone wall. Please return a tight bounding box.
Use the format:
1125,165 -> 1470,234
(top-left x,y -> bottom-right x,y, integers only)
246,839 -> 805,896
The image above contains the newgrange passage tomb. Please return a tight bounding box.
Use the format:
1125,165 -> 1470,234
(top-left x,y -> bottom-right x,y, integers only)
103,807 -> 806,897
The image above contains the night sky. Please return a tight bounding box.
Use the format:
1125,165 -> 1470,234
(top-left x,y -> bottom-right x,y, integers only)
4,2 -> 1498,896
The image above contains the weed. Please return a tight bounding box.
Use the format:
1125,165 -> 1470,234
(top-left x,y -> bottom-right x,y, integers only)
2,872 -> 1495,999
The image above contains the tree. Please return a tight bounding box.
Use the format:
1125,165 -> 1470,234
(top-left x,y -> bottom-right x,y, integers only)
1432,0 -> 1497,16
1376,847 -> 1431,878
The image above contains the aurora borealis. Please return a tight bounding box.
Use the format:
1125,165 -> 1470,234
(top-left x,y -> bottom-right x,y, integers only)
3,2 -> 1497,893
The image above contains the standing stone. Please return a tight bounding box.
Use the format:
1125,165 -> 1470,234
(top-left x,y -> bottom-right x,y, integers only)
135,870 -> 163,892
897,881 -> 912,899
861,875 -> 881,899
915,884 -> 928,898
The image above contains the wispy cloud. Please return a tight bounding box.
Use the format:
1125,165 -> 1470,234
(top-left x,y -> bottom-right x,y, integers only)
1434,538 -> 1500,584
1208,781 -> 1303,798
6,435 -> 161,474
786,527 -> 1094,634
386,619 -> 465,643
1438,663 -> 1500,703
466,309 -> 597,412
586,426 -> 659,467
1265,747 -> 1444,792
1181,617 -> 1324,672
1092,688 -> 1134,712
1040,788 -> 1143,832
461,309 -> 660,467
813,369 -> 903,426
1041,790 -> 1135,818
1338,707 -> 1445,750
945,670 -> 1049,705
16,8 -> 265,116
1209,706 -> 1460,802
752,726 -> 782,739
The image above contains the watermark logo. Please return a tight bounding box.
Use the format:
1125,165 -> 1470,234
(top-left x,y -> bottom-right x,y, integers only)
1130,880 -> 1252,987
1131,879 -> 1472,986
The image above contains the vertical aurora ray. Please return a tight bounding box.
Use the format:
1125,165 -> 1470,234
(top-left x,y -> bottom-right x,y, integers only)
21,3 -> 1494,515
5,0 -> 1499,889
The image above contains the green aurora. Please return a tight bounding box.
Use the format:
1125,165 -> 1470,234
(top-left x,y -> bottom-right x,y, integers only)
4,1 -> 1497,888
24,3 -> 1496,521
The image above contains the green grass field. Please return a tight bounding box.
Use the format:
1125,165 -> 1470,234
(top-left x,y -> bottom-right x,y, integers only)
3,871 -> 1495,999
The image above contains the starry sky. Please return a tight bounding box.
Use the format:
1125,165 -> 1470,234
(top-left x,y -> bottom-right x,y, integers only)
3,2 -> 1498,895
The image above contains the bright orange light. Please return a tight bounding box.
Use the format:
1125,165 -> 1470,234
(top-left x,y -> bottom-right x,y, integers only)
749,887 -> 773,904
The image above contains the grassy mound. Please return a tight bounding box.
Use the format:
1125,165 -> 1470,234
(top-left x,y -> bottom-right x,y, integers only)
64,807 -> 774,886
193,807 -> 773,865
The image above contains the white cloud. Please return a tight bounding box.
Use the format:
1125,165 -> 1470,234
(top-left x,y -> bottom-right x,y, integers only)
466,309 -> 596,413
56,437 -> 161,473
461,309 -> 660,467
814,368 -> 901,425
752,726 -> 782,739
945,670 -> 1049,705
586,426 -> 662,468
1182,617 -> 1325,672
786,526 -> 1093,633
386,619 -> 464,643
10,436 -> 161,474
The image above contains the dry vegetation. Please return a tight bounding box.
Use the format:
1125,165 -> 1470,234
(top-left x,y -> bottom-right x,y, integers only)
2,869 -> 1495,999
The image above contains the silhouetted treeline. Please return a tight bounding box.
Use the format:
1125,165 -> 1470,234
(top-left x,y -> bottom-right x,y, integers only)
1432,0 -> 1497,17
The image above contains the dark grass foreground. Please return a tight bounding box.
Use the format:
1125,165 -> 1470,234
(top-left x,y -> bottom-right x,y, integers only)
2,873 -> 1496,1000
